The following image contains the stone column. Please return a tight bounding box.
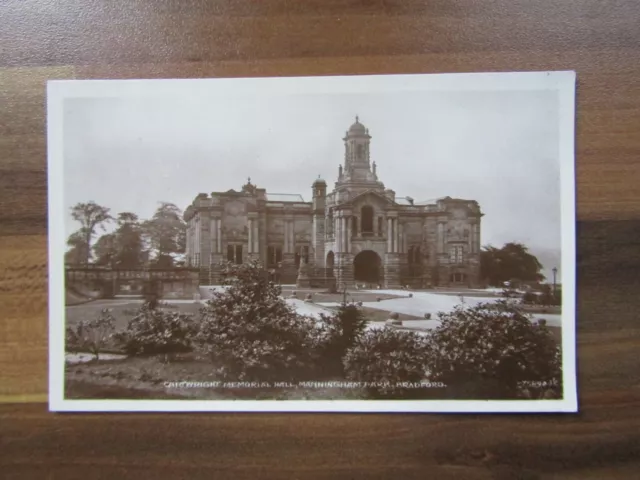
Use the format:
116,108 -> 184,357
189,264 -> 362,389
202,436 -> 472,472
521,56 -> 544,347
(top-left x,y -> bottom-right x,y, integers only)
253,218 -> 259,255
345,215 -> 351,253
284,220 -> 290,253
395,219 -> 400,253
387,217 -> 393,253
216,219 -> 222,254
208,216 -> 224,285
210,218 -> 217,254
336,214 -> 342,253
248,218 -> 253,253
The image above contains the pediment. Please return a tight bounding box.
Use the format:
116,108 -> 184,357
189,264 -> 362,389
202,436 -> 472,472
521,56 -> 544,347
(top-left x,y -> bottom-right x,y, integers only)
342,189 -> 394,207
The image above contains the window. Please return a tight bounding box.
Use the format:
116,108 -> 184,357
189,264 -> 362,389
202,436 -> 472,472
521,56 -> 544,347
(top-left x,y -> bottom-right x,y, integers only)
361,205 -> 374,233
267,245 -> 283,267
450,273 -> 466,283
449,245 -> 464,264
227,244 -> 243,264
378,217 -> 383,236
352,216 -> 358,237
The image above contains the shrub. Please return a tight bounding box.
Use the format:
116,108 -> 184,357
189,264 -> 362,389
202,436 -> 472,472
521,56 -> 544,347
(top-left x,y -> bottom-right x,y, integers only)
65,308 -> 116,360
343,328 -> 430,399
427,300 -> 562,399
114,304 -> 197,358
389,312 -> 399,320
196,260 -> 319,382
315,303 -> 369,377
424,313 -> 432,320
539,286 -> 562,307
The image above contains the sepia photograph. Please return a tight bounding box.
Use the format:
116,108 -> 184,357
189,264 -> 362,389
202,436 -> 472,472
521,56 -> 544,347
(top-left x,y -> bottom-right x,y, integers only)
47,71 -> 576,412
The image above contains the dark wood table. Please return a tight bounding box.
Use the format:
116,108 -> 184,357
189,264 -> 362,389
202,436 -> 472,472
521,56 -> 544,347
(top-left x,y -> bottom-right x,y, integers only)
2,1 -> 639,478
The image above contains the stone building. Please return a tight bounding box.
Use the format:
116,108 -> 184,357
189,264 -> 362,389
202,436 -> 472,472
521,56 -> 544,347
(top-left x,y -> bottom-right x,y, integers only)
184,117 -> 483,288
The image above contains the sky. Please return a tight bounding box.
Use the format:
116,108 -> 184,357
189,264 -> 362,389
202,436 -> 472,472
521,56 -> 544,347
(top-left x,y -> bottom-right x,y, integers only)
62,80 -> 563,277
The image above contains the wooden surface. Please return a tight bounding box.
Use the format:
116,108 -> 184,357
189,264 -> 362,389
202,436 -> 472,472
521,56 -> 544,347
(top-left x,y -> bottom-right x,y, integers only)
1,1 -> 640,478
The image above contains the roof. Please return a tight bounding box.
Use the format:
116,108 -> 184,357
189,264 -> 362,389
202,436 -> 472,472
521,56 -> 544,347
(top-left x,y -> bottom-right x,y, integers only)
395,197 -> 415,206
416,198 -> 439,205
266,193 -> 305,202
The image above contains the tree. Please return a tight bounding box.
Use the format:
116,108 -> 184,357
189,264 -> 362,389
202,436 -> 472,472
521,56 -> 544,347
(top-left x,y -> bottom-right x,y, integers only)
113,212 -> 146,268
195,260 -> 319,382
70,202 -> 113,265
316,303 -> 368,377
480,242 -> 545,287
93,233 -> 116,265
93,213 -> 147,268
427,300 -> 561,399
65,230 -> 89,265
143,202 -> 186,268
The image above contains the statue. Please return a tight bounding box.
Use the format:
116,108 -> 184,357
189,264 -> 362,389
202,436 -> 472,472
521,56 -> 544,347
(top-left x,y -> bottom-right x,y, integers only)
296,255 -> 311,288
372,161 -> 377,178
338,164 -> 343,178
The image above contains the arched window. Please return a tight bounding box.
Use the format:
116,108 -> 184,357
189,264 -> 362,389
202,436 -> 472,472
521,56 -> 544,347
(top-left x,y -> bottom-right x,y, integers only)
361,206 -> 374,233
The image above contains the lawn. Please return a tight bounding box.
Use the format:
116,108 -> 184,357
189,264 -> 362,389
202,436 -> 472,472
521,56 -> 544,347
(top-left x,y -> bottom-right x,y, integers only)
280,287 -> 404,304
323,305 -> 422,322
65,300 -> 202,330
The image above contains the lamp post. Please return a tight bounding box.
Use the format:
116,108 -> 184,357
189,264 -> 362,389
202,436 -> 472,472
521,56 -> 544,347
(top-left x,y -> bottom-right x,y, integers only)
552,267 -> 558,297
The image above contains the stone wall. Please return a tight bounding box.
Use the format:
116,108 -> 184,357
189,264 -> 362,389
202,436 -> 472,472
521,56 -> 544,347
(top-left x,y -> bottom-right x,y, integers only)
65,267 -> 200,300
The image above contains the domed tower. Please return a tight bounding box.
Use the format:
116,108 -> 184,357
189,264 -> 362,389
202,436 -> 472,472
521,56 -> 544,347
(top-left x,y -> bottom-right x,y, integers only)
344,116 -> 371,170
312,176 -> 327,213
312,176 -> 327,268
336,116 -> 382,189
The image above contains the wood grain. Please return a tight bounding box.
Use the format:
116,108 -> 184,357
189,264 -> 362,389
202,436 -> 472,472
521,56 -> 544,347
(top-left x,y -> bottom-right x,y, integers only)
1,0 -> 640,477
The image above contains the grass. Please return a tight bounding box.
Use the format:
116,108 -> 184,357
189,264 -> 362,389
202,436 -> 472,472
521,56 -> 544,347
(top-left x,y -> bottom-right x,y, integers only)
324,305 -> 422,322
280,287 -> 404,303
66,300 -> 202,330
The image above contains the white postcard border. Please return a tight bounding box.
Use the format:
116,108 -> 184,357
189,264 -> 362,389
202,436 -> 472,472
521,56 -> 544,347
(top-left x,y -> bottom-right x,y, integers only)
48,71 -> 577,413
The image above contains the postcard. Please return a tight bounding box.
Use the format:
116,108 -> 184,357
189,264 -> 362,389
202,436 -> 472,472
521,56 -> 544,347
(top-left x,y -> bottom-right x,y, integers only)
48,71 -> 577,412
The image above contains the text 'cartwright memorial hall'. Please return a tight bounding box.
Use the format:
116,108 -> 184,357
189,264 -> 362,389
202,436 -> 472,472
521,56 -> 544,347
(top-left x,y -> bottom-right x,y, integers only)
184,117 -> 483,289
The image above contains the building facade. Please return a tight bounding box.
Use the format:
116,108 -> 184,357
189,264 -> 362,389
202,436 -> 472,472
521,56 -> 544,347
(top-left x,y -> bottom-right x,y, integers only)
184,118 -> 483,288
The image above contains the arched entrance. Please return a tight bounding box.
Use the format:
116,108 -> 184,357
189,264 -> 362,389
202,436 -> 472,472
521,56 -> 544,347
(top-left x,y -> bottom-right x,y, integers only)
326,251 -> 335,276
353,250 -> 382,285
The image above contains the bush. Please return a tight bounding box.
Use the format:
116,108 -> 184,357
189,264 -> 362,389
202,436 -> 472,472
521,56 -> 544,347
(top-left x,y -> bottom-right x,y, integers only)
196,260 -> 319,382
427,300 -> 562,399
114,304 -> 197,357
343,328 -> 430,399
65,308 -> 116,360
315,303 -> 368,377
539,286 -> 562,307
